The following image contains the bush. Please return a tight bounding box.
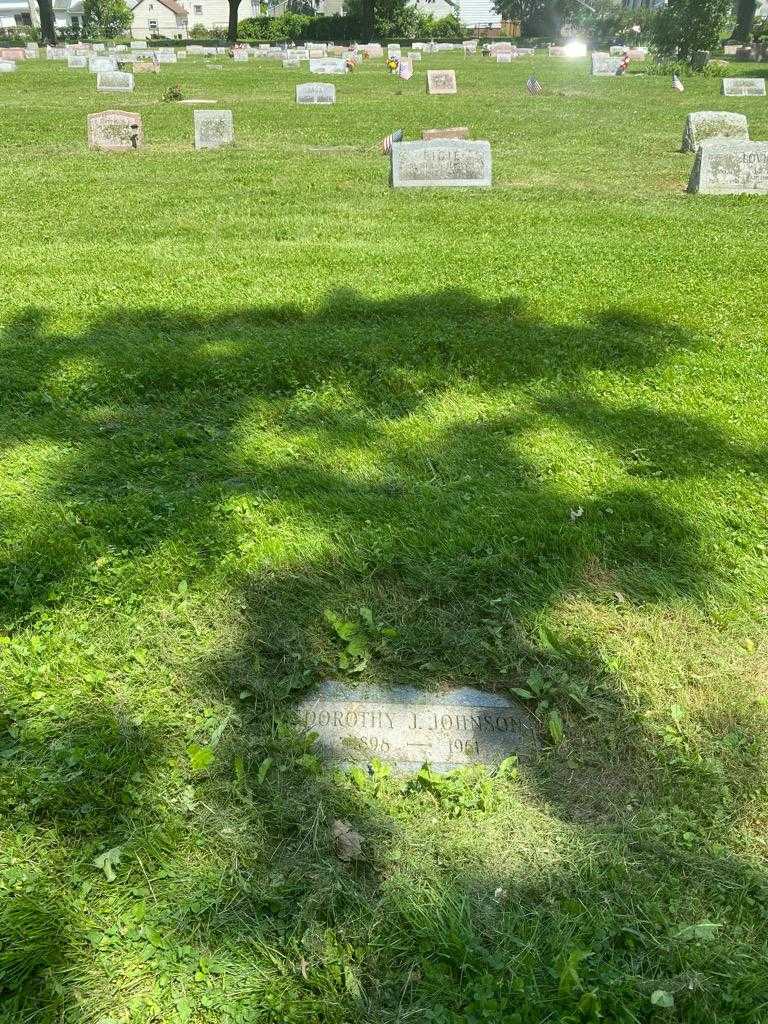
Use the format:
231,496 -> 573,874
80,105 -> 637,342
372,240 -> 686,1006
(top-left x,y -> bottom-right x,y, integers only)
189,23 -> 225,38
629,56 -> 730,76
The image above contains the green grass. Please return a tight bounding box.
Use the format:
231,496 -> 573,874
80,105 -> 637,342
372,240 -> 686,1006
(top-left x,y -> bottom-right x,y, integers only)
1,51 -> 767,1023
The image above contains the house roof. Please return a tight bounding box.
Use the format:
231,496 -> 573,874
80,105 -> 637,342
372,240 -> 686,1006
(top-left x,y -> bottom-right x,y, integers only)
131,0 -> 188,15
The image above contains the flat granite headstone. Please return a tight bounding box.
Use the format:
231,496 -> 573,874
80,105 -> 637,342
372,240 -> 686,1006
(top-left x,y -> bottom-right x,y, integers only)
721,77 -> 766,96
422,126 -> 470,140
392,138 -> 491,187
591,53 -> 623,76
90,57 -> 118,73
194,108 -> 233,149
0,59 -> 16,72
682,111 -> 749,152
68,55 -> 87,68
309,57 -> 347,74
427,69 -> 457,95
688,139 -> 768,194
297,682 -> 536,772
283,58 -> 300,68
296,82 -> 335,104
133,60 -> 159,74
87,109 -> 143,151
1,47 -> 25,60
97,70 -> 134,92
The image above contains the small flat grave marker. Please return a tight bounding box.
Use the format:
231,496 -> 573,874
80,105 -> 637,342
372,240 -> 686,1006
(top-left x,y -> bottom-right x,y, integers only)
688,139 -> 768,194
682,110 -> 749,152
296,81 -> 335,104
87,109 -> 143,151
0,59 -> 16,72
392,138 -> 491,187
422,126 -> 470,140
427,69 -> 457,95
298,682 -> 536,772
721,77 -> 766,96
194,108 -> 234,149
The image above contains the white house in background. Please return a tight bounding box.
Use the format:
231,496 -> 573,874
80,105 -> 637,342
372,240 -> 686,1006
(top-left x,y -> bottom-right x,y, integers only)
53,0 -> 84,31
130,0 -> 188,37
266,0 -> 344,15
413,0 -> 500,28
0,0 -> 37,29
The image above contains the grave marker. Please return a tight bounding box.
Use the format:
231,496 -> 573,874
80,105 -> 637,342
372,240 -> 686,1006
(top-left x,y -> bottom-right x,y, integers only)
298,682 -> 536,772
87,109 -> 143,151
591,53 -> 623,75
721,77 -> 766,96
194,108 -> 234,149
309,57 -> 347,74
96,70 -> 134,92
296,82 -> 336,104
0,60 -> 15,72
688,139 -> 768,194
682,111 -> 749,152
427,69 -> 457,95
391,138 -> 491,188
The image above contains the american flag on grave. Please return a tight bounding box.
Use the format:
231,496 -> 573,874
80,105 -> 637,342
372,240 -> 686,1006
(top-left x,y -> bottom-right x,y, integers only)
616,53 -> 630,75
672,73 -> 685,92
380,128 -> 404,154
526,74 -> 542,96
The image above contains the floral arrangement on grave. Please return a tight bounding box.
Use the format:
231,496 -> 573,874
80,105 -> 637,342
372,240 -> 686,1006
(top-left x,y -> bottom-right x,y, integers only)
162,83 -> 184,102
386,57 -> 399,74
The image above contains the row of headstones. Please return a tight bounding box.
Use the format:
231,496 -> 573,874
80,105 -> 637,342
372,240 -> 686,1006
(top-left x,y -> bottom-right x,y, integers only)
88,107 -> 233,150
683,110 -> 768,194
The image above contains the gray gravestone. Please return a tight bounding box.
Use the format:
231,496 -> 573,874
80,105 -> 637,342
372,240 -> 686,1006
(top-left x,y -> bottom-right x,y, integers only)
688,139 -> 768,194
591,53 -> 622,75
296,82 -> 335,104
194,108 -> 234,149
391,139 -> 491,188
97,70 -> 134,92
427,69 -> 457,95
68,55 -> 87,68
298,682 -> 536,772
283,58 -> 300,68
90,57 -> 117,73
309,57 -> 347,74
682,111 -> 749,152
691,50 -> 710,70
721,77 -> 766,96
87,109 -> 143,151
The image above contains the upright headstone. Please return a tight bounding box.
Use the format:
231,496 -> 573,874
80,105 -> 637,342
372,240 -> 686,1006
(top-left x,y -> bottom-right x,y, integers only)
96,70 -> 134,92
691,49 -> 710,70
496,51 -> 513,63
591,53 -> 622,75
391,139 -> 491,188
193,108 -> 234,149
233,47 -> 249,62
89,56 -> 117,73
156,50 -> 177,64
25,42 -> 38,58
131,40 -> 147,49
296,82 -> 335,104
309,57 -> 347,74
681,111 -> 749,152
426,69 -> 457,95
721,77 -> 766,96
1,47 -> 25,60
68,55 -> 88,68
688,139 -> 768,194
87,109 -> 143,150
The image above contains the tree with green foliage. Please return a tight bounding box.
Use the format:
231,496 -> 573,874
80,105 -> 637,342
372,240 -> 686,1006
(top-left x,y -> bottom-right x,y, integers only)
651,0 -> 731,60
83,0 -> 132,38
733,0 -> 757,41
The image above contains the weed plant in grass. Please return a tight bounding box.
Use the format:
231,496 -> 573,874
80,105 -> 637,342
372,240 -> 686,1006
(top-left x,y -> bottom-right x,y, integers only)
0,54 -> 767,1023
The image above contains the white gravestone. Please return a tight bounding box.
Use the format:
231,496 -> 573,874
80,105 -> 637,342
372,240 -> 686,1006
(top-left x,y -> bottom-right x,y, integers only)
427,69 -> 457,95
591,53 -> 623,75
283,58 -> 300,69
496,52 -> 513,63
391,139 -> 491,188
688,140 -> 768,195
68,55 -> 88,68
193,108 -> 234,149
130,40 -> 147,49
96,70 -> 134,92
682,111 -> 749,152
309,57 -> 347,74
233,48 -> 249,62
721,77 -> 766,97
157,51 -> 177,64
296,82 -> 335,104
87,109 -> 143,151
298,682 -> 536,772
89,57 -> 117,73
0,60 -> 15,72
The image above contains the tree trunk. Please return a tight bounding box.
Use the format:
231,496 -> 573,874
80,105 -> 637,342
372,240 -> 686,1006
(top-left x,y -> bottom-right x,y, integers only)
227,0 -> 241,42
734,0 -> 756,41
38,0 -> 57,44
360,0 -> 374,40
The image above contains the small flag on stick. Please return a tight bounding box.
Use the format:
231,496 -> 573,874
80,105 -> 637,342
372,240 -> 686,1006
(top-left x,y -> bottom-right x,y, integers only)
398,58 -> 413,80
526,74 -> 543,96
616,53 -> 630,75
380,128 -> 404,154
672,73 -> 685,92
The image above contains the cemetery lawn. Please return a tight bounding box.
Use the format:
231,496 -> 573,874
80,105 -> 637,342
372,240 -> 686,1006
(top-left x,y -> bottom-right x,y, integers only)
2,52 -> 768,1024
